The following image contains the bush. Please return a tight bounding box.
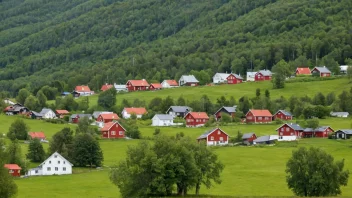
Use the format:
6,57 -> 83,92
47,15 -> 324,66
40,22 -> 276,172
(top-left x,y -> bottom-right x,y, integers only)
274,118 -> 284,124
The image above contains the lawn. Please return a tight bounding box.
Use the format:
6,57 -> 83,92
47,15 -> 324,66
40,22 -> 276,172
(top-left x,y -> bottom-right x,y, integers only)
3,115 -> 352,197
58,77 -> 351,108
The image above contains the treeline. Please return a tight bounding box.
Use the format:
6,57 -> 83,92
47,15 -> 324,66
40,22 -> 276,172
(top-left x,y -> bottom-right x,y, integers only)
0,0 -> 351,95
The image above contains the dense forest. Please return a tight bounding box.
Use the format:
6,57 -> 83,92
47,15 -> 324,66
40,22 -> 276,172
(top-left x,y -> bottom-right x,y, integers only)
0,0 -> 352,96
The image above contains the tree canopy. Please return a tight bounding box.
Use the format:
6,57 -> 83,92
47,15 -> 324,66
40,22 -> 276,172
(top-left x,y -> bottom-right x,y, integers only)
7,119 -> 29,141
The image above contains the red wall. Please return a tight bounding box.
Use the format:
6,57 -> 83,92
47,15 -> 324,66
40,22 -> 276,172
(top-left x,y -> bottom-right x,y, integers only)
185,114 -> 208,126
274,112 -> 292,120
246,112 -> 255,123
244,134 -> 257,142
126,82 -> 148,91
215,111 -> 235,120
102,123 -> 125,139
227,75 -> 242,84
72,117 -> 79,123
185,82 -> 198,86
320,72 -> 331,77
278,125 -> 299,136
255,73 -> 271,81
8,169 -> 21,177
315,128 -> 333,138
246,112 -> 272,123
206,129 -> 228,142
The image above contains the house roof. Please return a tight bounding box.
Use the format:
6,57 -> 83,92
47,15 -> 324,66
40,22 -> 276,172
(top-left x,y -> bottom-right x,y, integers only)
254,135 -> 278,143
75,85 -> 91,92
163,80 -> 178,86
275,110 -> 292,116
315,126 -> 333,132
92,111 -> 113,119
180,75 -> 199,83
153,114 -> 174,120
70,114 -> 92,118
114,84 -> 127,89
258,70 -> 272,76
4,164 -> 21,170
214,106 -> 236,115
336,129 -> 352,135
100,121 -> 126,132
40,152 -> 73,167
166,106 -> 191,113
29,132 -> 46,139
56,110 -> 69,114
185,112 -> 209,119
31,111 -> 43,117
312,67 -> 331,73
296,67 -> 311,75
213,73 -> 230,80
150,83 -> 162,89
277,123 -> 304,131
124,107 -> 147,115
197,128 -> 229,140
304,128 -> 314,132
127,79 -> 150,87
242,132 -> 255,139
100,84 -> 113,91
99,113 -> 119,120
330,112 -> 349,116
247,109 -> 272,117
227,73 -> 243,80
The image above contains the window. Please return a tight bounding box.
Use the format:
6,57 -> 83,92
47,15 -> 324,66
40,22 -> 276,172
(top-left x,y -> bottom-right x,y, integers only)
265,117 -> 269,120
111,131 -> 116,135
63,167 -> 66,171
247,116 -> 252,119
290,133 -> 294,136
219,137 -> 224,141
280,132 -> 283,136
218,131 -> 221,135
49,161 -> 51,164
286,127 -> 289,132
54,155 -> 57,158
258,117 -> 262,120
210,136 -> 214,140
9,170 -> 14,173
281,128 -> 284,132
47,167 -> 51,171
119,131 -> 123,135
64,161 -> 66,164
55,167 -> 58,171
35,170 -> 38,173
58,161 -> 60,164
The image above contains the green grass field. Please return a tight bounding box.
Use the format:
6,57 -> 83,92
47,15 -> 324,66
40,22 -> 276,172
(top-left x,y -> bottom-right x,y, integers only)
1,114 -> 351,197
59,77 -> 351,108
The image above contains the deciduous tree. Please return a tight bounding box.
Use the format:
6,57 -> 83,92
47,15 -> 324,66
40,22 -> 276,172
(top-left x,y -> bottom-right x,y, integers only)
71,134 -> 103,167
7,119 -> 29,141
26,138 -> 46,162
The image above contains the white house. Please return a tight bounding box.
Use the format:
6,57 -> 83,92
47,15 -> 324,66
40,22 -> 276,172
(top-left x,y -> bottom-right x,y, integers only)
340,65 -> 351,74
152,114 -> 174,126
121,107 -> 147,119
161,80 -> 179,88
113,83 -> 128,92
178,75 -> 199,86
166,106 -> 191,118
246,72 -> 256,81
330,112 -> 349,118
212,73 -> 231,84
39,108 -> 56,119
27,152 -> 73,176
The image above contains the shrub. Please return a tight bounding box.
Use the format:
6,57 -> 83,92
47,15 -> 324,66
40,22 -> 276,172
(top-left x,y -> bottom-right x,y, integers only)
274,118 -> 284,124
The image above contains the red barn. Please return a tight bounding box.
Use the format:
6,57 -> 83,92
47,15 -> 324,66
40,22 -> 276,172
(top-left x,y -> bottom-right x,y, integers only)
184,112 -> 209,127
246,109 -> 272,123
254,70 -> 272,81
149,83 -> 162,90
28,132 -> 46,141
96,113 -> 119,123
273,110 -> 293,121
197,128 -> 229,146
100,122 -> 126,139
55,110 -> 70,118
226,74 -> 243,84
242,133 -> 257,145
126,79 -> 150,92
100,84 -> 113,92
214,106 -> 236,121
4,164 -> 21,177
276,123 -> 304,141
295,67 -> 311,75
302,126 -> 334,138
311,67 -> 331,77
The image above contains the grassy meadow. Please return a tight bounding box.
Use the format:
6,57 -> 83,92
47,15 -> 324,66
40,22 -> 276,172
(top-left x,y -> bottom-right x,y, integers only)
1,114 -> 351,197
66,77 -> 351,108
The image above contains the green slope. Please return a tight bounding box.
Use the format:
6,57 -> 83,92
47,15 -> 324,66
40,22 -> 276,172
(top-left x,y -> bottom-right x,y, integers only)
0,0 -> 351,95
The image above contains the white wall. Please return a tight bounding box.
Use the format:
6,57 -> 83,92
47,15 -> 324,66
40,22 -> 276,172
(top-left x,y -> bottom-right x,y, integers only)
152,118 -> 173,126
278,136 -> 297,141
41,155 -> 72,175
122,110 -> 142,119
43,110 -> 56,119
207,140 -> 228,146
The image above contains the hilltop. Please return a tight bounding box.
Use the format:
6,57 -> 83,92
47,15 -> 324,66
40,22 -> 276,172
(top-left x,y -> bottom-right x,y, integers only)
0,0 -> 352,95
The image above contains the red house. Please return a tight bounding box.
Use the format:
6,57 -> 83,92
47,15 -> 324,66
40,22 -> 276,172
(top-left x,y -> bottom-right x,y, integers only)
295,67 -> 311,75
302,126 -> 334,138
273,110 -> 293,121
4,164 -> 21,177
226,74 -> 243,84
246,109 -> 273,123
55,110 -> 70,118
149,83 -> 162,90
254,70 -> 272,81
100,84 -> 113,92
75,85 -> 93,96
126,79 -> 150,92
276,123 -> 304,141
197,128 -> 229,146
70,114 -> 92,123
242,133 -> 257,145
214,106 -> 236,120
100,121 -> 126,139
28,132 -> 46,141
96,113 -> 119,123
184,112 -> 209,127
311,67 -> 331,77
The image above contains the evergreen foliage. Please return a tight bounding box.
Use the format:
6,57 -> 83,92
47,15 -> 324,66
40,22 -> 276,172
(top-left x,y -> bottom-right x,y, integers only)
26,138 -> 46,162
7,119 -> 29,141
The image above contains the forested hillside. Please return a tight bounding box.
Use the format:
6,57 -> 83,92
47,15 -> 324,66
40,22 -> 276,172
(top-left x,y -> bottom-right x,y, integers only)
0,0 -> 352,96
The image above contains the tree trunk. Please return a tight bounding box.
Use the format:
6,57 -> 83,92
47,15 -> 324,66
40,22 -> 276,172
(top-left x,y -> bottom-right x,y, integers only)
195,183 -> 200,195
184,187 -> 188,196
177,184 -> 183,196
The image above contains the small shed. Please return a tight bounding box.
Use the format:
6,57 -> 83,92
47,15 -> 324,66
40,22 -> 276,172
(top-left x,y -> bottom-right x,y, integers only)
4,164 -> 21,177
335,129 -> 352,139
242,133 -> 257,145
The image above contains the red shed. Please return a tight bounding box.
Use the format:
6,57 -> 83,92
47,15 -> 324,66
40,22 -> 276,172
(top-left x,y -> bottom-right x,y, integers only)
28,132 -> 46,141
273,110 -> 293,121
149,83 -> 162,90
303,126 -> 334,138
184,112 -> 209,127
96,113 -> 119,123
295,67 -> 311,75
214,106 -> 236,121
4,164 -> 21,177
276,123 -> 304,141
226,74 -> 243,84
197,128 -> 229,146
254,70 -> 272,81
100,84 -> 113,92
242,133 -> 257,145
126,79 -> 150,92
246,109 -> 272,123
311,67 -> 331,77
55,110 -> 70,118
100,121 -> 126,139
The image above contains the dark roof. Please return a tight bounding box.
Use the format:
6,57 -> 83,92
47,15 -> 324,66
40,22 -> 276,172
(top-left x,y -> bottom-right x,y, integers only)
336,129 -> 352,135
303,128 -> 314,132
259,70 -> 272,76
254,135 -> 278,143
304,126 -> 332,132
31,111 -> 43,117
242,133 -> 255,139
277,123 -> 303,131
313,67 -> 331,73
276,110 -> 292,116
167,106 -> 191,113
